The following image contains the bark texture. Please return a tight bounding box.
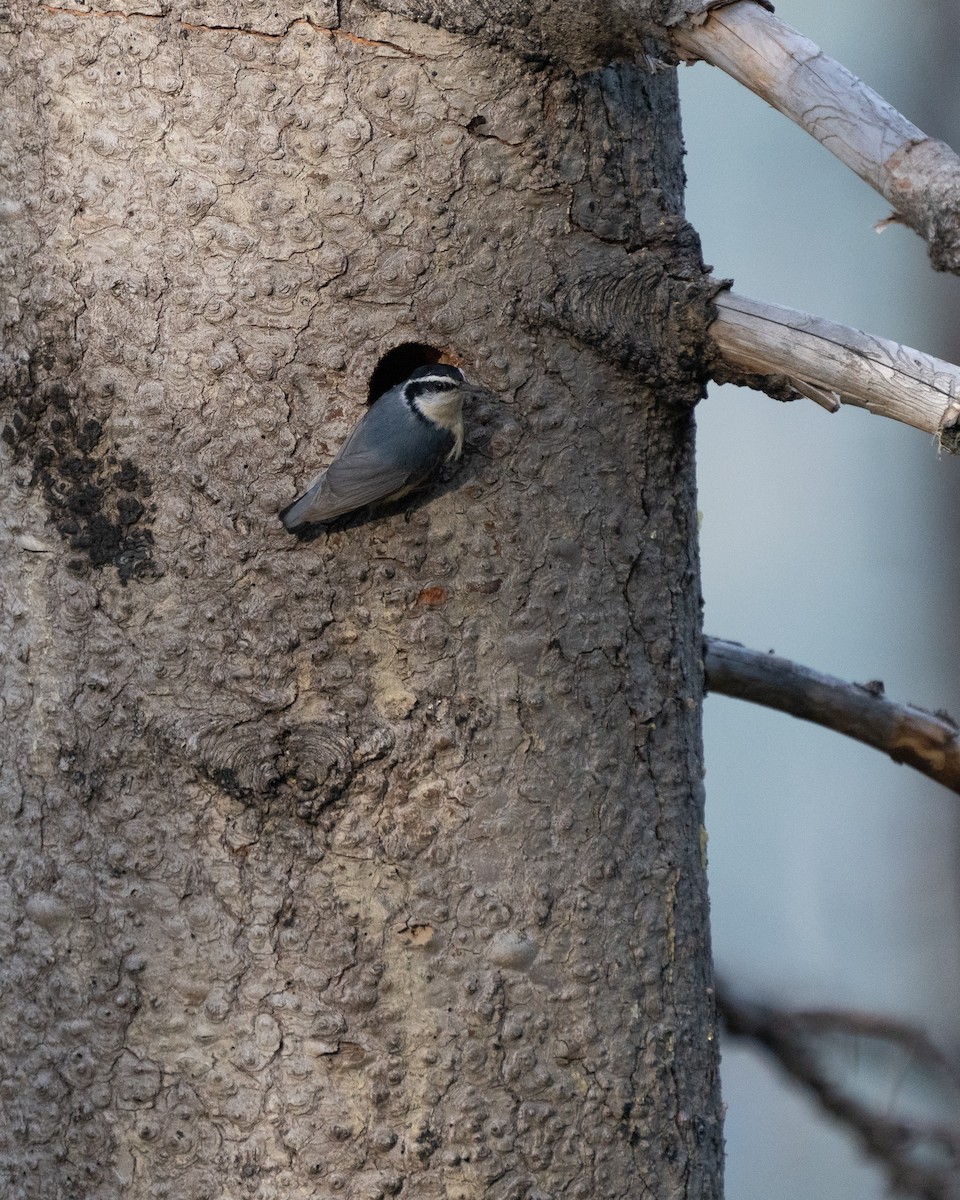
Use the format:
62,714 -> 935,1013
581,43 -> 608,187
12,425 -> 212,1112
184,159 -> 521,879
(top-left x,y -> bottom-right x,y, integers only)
1,0 -> 721,1196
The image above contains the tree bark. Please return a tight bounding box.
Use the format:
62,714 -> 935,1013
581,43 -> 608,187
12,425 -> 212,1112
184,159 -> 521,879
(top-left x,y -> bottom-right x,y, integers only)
1,1 -> 721,1196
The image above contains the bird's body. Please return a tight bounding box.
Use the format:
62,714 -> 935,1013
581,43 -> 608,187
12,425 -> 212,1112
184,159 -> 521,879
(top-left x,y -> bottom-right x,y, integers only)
279,364 -> 467,531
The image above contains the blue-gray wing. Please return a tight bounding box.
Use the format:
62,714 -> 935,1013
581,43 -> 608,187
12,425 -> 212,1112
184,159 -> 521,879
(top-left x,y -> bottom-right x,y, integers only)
279,388 -> 452,530
280,449 -> 414,529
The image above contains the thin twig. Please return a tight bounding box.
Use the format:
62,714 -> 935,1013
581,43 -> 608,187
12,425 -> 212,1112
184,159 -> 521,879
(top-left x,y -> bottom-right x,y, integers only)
703,637 -> 960,795
710,290 -> 960,449
718,986 -> 960,1200
672,0 -> 960,273
788,1008 -> 960,1092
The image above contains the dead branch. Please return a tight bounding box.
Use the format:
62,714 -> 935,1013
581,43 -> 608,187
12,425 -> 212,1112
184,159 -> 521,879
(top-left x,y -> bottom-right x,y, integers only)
673,0 -> 960,273
704,637 -> 960,795
719,986 -> 960,1200
709,290 -> 960,450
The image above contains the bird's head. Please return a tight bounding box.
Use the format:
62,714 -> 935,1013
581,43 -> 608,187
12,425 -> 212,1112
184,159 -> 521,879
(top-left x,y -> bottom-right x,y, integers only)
403,364 -> 468,457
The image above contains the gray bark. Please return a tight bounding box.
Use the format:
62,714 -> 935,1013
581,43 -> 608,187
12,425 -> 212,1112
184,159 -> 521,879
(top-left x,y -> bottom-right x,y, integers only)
0,0 -> 721,1196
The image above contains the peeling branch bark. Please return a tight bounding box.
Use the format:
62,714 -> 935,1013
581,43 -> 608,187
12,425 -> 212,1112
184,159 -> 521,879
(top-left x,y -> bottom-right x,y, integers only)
704,637 -> 960,796
709,291 -> 960,448
673,0 -> 960,273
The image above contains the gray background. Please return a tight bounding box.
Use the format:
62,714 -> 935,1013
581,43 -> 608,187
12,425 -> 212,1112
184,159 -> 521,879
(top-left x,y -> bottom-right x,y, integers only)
680,1 -> 960,1194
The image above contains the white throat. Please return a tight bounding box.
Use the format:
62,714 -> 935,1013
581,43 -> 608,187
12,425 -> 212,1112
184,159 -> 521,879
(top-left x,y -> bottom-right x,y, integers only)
415,390 -> 465,459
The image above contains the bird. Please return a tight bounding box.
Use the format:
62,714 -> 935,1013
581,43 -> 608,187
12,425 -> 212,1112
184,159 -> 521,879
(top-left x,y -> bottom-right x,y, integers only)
279,363 -> 467,531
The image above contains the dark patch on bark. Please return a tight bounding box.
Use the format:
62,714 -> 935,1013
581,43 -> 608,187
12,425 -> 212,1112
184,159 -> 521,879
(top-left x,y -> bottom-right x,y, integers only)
3,365 -> 158,584
414,1124 -> 442,1161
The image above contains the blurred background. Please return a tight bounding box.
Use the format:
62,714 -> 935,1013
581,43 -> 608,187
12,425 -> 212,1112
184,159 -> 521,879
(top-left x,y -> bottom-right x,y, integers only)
678,1 -> 960,1195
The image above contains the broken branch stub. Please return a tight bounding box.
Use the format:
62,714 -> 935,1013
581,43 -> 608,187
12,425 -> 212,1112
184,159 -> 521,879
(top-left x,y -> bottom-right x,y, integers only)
709,290 -> 960,450
704,637 -> 960,796
673,0 -> 960,273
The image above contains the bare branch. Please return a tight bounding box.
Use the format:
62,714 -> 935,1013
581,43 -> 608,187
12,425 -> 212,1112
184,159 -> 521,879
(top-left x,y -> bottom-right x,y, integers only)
703,637 -> 960,796
710,290 -> 960,450
672,0 -> 960,273
719,986 -> 960,1200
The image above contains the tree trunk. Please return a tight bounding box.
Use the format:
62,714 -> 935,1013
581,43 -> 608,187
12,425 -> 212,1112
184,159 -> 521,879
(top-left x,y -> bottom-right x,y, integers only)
1,1 -> 721,1196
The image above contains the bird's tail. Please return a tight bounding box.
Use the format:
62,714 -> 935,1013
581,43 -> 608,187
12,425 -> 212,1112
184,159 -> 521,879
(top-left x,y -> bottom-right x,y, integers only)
279,486 -> 319,531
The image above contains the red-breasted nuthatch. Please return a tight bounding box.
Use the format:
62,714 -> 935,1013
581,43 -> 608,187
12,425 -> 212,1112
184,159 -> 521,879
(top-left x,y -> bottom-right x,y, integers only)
279,364 -> 467,531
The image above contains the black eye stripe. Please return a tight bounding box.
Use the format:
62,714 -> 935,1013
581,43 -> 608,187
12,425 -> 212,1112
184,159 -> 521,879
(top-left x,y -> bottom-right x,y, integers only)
405,379 -> 462,400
